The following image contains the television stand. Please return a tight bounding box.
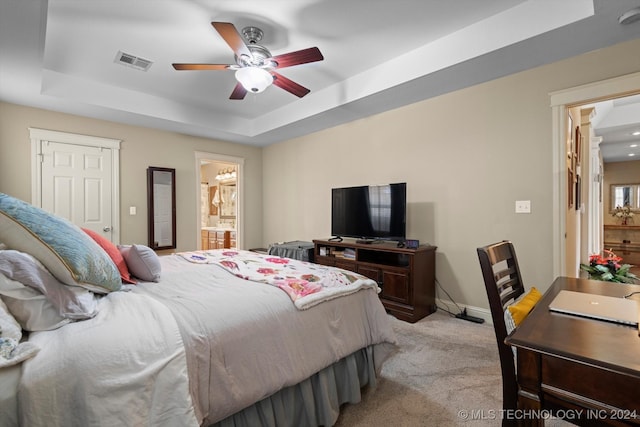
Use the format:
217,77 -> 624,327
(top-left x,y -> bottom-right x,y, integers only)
313,238 -> 437,323
356,238 -> 378,244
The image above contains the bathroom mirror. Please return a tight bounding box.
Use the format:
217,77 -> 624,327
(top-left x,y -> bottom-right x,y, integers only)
147,167 -> 176,250
610,184 -> 640,212
219,183 -> 237,219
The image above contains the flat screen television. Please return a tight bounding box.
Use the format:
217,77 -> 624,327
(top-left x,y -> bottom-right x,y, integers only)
331,183 -> 406,242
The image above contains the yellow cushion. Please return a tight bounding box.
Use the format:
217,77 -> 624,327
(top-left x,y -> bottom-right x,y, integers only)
508,287 -> 542,326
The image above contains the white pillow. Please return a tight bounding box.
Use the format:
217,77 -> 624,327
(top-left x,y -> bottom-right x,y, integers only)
0,298 -> 40,367
0,249 -> 98,319
119,244 -> 161,282
0,297 -> 21,340
504,309 -> 517,335
0,274 -> 71,331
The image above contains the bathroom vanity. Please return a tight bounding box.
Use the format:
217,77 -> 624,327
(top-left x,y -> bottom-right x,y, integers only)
201,227 -> 236,250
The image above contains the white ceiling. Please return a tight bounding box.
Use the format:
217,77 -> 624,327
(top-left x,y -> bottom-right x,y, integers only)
1,0 -> 640,160
591,94 -> 640,163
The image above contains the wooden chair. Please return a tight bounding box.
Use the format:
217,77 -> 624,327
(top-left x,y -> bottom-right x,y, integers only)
477,240 -> 524,425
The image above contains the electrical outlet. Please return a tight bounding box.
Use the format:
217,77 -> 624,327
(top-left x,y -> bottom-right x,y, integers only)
515,200 -> 531,213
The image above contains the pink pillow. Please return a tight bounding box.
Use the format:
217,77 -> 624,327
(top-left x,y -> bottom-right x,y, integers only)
81,228 -> 136,284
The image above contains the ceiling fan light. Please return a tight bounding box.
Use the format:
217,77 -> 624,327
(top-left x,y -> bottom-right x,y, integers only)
619,7 -> 640,25
235,67 -> 273,93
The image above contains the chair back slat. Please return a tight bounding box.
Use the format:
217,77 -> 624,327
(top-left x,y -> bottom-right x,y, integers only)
477,240 -> 524,425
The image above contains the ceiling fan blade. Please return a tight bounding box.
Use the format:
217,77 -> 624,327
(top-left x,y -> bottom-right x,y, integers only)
229,83 -> 247,100
272,72 -> 311,98
211,22 -> 251,58
172,63 -> 231,70
272,47 -> 324,68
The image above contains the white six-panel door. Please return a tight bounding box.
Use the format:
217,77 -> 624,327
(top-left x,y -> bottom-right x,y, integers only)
29,128 -> 121,243
41,141 -> 113,237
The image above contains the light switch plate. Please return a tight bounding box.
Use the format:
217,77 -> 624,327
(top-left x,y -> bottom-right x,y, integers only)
515,200 -> 531,213
129,206 -> 137,215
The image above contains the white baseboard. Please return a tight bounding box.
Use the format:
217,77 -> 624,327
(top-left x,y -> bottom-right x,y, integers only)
435,298 -> 493,325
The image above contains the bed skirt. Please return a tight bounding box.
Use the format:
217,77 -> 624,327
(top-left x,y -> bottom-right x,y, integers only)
211,345 -> 378,427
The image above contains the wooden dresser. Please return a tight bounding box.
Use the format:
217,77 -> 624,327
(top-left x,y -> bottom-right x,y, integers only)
603,225 -> 640,274
313,239 -> 436,323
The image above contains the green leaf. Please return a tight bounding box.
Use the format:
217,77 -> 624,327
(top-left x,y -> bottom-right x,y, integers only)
600,271 -> 614,281
580,260 -> 637,283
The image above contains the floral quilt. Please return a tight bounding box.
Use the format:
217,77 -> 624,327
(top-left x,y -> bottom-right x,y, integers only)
179,249 -> 380,309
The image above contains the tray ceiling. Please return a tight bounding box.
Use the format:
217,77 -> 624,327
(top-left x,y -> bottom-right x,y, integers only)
1,0 -> 640,156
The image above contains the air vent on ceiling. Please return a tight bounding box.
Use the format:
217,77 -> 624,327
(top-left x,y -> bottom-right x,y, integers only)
115,51 -> 153,71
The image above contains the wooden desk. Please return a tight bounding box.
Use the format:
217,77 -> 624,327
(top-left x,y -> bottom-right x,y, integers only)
506,277 -> 640,426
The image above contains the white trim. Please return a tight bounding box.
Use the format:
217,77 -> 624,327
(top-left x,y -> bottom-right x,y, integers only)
28,128 -> 122,244
551,104 -> 566,278
550,72 -> 640,278
550,71 -> 640,107
28,128 -> 121,149
194,151 -> 245,250
29,133 -> 42,207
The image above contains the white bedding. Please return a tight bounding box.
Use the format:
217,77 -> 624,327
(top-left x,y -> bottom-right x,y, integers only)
14,252 -> 397,426
18,291 -> 198,426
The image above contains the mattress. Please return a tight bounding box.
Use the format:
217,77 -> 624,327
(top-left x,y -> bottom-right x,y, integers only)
14,252 -> 397,426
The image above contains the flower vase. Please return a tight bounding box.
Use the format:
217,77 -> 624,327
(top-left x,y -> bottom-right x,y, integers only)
622,217 -> 628,226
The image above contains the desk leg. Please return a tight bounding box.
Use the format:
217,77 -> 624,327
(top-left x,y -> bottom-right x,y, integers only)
515,348 -> 544,427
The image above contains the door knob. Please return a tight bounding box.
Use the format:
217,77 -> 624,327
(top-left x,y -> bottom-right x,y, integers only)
103,226 -> 112,232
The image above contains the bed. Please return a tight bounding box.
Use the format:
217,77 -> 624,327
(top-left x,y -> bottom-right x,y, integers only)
0,193 -> 397,427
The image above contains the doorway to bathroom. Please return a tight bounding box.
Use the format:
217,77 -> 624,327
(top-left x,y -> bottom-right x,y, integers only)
195,151 -> 244,250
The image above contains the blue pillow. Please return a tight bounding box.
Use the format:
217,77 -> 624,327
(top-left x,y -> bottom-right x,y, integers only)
0,193 -> 121,293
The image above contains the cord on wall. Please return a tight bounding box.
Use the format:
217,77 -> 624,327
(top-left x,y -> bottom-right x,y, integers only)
436,277 -> 485,324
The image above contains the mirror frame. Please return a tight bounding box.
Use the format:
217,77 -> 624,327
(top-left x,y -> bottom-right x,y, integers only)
610,183 -> 640,213
147,167 -> 177,250
219,182 -> 237,219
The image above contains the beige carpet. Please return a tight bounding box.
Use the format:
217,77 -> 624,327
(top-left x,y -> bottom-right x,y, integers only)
334,310 -> 572,427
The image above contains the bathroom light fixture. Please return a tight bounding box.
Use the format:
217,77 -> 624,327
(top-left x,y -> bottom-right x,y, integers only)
235,67 -> 273,93
215,167 -> 237,181
632,131 -> 640,136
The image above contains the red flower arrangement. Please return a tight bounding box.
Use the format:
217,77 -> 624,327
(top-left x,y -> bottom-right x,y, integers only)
580,249 -> 638,283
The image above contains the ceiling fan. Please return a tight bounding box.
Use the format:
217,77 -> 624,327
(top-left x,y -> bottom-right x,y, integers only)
172,22 -> 324,100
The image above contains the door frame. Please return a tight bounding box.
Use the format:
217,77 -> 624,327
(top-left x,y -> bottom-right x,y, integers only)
28,128 -> 121,243
194,151 -> 245,250
550,71 -> 640,278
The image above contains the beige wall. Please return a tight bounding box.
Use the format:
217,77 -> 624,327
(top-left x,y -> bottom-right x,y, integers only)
263,38 -> 640,310
603,160 -> 640,225
0,103 -> 263,251
2,38 -> 640,311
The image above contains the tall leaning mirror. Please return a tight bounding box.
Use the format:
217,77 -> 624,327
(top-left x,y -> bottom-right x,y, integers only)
147,167 -> 176,250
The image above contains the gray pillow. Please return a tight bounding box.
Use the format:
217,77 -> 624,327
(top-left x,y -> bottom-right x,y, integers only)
119,245 -> 161,282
